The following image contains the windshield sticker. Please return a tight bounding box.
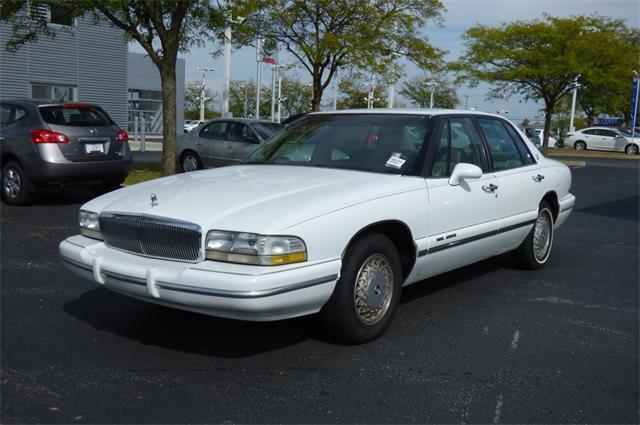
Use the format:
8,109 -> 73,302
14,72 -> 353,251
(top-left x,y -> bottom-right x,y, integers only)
385,153 -> 406,169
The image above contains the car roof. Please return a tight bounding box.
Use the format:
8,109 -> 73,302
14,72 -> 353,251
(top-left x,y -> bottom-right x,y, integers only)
308,108 -> 509,120
579,127 -> 622,131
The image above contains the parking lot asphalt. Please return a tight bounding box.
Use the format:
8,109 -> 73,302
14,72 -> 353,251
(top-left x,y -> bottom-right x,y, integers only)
1,158 -> 638,424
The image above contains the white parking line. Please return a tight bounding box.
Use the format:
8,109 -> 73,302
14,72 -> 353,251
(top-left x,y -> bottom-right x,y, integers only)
493,394 -> 504,423
510,330 -> 520,351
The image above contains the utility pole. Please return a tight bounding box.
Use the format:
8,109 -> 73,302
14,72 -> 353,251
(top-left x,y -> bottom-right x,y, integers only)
196,66 -> 214,121
568,74 -> 581,133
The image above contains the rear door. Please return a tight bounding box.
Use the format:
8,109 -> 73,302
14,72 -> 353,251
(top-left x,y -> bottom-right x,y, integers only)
38,104 -> 124,162
221,122 -> 261,164
195,121 -> 230,166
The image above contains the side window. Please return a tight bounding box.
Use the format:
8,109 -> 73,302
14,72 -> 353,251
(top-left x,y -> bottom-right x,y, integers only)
228,123 -> 258,143
199,122 -> 228,140
429,117 -> 485,177
0,104 -> 11,126
477,118 -> 524,171
504,123 -> 535,165
14,107 -> 27,122
601,130 -> 617,138
583,129 -> 598,136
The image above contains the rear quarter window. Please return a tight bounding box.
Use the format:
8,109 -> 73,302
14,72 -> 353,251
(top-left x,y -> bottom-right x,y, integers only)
39,105 -> 113,126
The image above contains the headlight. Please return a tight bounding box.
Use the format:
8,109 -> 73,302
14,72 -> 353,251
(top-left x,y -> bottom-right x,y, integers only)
79,210 -> 102,240
205,230 -> 306,265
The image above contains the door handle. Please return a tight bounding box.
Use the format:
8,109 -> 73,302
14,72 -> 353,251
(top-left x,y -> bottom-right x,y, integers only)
532,174 -> 545,182
482,183 -> 498,192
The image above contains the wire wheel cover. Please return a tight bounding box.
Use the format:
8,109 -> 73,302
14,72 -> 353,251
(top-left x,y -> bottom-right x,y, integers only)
353,254 -> 394,325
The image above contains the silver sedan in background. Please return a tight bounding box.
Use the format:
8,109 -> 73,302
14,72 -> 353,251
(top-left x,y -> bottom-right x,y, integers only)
176,118 -> 283,172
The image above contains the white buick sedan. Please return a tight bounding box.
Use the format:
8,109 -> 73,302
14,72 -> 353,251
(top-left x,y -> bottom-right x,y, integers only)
60,110 -> 575,343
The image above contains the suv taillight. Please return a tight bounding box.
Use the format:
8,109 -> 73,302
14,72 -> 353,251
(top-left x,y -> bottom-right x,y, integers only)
30,129 -> 69,144
116,129 -> 128,142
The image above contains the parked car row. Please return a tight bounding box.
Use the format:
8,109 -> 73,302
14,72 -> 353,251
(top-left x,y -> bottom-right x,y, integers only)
1,99 -> 132,205
524,128 -> 557,150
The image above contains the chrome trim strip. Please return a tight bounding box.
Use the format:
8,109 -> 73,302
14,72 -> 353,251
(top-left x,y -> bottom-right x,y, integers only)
102,270 -> 147,286
156,274 -> 339,299
423,218 -> 536,255
60,255 -> 92,271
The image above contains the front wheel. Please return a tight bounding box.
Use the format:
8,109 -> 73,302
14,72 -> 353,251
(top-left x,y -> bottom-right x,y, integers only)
574,141 -> 586,151
513,201 -> 554,270
320,233 -> 402,344
625,144 -> 639,155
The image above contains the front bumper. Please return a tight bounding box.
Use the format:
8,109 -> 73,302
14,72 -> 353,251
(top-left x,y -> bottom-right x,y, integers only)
59,235 -> 340,321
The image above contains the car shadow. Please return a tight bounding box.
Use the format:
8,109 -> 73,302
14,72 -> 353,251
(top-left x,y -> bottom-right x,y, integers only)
24,187 -> 100,206
576,195 -> 639,222
63,253 -> 519,357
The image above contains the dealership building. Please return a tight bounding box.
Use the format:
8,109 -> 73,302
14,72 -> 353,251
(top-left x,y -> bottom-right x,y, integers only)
0,7 -> 184,137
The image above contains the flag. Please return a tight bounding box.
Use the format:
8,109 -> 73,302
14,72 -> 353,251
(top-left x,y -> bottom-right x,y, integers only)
262,57 -> 276,65
631,77 -> 639,138
200,78 -> 206,97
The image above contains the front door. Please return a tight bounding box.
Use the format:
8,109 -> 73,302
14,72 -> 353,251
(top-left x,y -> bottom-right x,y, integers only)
221,122 -> 261,164
419,117 -> 500,279
195,121 -> 230,166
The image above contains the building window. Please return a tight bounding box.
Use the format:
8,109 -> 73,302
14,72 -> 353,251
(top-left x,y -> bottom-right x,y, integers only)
49,4 -> 75,27
31,83 -> 77,102
128,89 -> 163,134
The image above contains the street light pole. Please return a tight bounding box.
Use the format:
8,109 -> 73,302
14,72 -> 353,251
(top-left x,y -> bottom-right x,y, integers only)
255,37 -> 263,119
222,16 -> 245,118
425,81 -> 438,108
196,66 -> 214,121
568,74 -> 581,133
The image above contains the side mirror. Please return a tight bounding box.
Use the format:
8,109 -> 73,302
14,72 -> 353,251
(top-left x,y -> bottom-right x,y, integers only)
448,163 -> 483,186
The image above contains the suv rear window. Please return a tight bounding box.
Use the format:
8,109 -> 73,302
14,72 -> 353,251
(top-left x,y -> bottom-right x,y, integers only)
39,105 -> 113,126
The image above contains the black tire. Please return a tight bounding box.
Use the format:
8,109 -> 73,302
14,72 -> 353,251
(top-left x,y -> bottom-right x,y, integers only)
180,151 -> 202,172
1,160 -> 33,206
513,201 -> 555,270
320,233 -> 402,344
574,141 -> 586,151
624,144 -> 639,155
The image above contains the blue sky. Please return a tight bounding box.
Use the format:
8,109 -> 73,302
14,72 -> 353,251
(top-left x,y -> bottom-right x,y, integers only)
131,0 -> 639,121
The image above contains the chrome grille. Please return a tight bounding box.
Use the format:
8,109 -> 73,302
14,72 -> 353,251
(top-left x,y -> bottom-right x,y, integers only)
100,213 -> 202,262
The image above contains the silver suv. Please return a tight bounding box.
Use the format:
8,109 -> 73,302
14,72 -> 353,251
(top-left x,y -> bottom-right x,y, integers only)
1,99 -> 132,205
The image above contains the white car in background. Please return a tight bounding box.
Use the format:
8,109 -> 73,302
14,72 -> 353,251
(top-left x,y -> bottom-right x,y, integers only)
59,109 -> 575,343
184,120 -> 205,133
565,127 -> 640,155
524,128 -> 557,149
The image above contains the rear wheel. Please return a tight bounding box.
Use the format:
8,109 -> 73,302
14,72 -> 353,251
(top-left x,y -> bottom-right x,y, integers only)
181,151 -> 202,172
320,233 -> 402,344
574,141 -> 586,151
625,144 -> 639,155
1,161 -> 33,206
513,201 -> 554,270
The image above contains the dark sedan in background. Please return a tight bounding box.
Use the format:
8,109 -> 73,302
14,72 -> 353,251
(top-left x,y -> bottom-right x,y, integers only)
1,99 -> 132,205
177,118 -> 282,172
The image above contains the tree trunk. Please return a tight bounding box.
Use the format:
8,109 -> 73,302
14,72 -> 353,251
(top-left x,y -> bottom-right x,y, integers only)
311,72 -> 323,111
159,63 -> 178,176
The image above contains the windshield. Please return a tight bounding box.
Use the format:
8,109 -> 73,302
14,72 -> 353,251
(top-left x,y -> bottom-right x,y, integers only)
245,114 -> 433,176
39,105 -> 113,127
253,122 -> 283,140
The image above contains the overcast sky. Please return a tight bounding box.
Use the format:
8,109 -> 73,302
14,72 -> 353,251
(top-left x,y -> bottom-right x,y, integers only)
132,0 -> 639,121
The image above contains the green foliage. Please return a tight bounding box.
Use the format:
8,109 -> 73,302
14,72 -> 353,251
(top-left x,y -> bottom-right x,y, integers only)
233,0 -> 444,111
229,80 -> 271,118
453,14 -> 640,154
337,76 -> 387,109
400,74 -> 458,108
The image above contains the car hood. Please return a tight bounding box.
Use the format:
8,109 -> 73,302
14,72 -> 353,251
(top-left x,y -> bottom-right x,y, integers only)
83,165 -> 426,234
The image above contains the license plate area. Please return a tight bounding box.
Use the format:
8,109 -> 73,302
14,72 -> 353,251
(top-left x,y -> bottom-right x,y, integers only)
85,143 -> 105,154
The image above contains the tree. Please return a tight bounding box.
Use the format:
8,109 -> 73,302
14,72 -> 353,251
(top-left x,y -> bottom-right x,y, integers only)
0,0 -> 224,175
184,80 -> 220,120
229,80 -> 271,118
452,14 -> 635,154
234,0 -> 444,111
400,74 -> 458,108
337,76 -> 387,109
